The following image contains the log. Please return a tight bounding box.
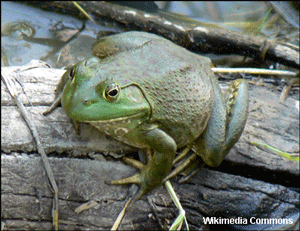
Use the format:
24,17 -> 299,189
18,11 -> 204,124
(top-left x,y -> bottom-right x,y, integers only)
1,61 -> 299,230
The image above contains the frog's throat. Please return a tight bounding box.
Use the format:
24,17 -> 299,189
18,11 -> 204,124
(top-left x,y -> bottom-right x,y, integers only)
87,112 -> 149,145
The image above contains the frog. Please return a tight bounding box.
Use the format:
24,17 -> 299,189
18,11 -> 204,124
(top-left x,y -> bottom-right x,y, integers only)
44,31 -> 248,207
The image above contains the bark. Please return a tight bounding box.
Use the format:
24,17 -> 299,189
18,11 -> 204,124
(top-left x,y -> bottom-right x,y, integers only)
1,61 -> 299,230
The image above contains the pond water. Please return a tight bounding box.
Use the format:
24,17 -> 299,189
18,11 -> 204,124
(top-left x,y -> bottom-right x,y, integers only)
1,1 -> 101,67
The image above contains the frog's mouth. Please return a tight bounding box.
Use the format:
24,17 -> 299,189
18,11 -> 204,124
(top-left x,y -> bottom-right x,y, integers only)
87,111 -> 147,124
66,102 -> 151,123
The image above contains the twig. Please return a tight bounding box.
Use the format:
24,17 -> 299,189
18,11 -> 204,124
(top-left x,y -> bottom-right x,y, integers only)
111,197 -> 133,230
250,141 -> 299,161
71,1 -> 96,24
1,69 -> 59,230
75,200 -> 98,214
279,78 -> 298,102
211,67 -> 297,76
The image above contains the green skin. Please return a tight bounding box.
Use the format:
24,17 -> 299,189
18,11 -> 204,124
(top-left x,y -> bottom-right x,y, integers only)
45,31 -> 248,203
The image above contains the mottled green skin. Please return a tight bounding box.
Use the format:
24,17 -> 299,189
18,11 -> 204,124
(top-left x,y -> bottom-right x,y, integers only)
46,31 -> 248,202
91,33 -> 214,148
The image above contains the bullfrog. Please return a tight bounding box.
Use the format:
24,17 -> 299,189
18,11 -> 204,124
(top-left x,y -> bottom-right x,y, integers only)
44,31 -> 248,206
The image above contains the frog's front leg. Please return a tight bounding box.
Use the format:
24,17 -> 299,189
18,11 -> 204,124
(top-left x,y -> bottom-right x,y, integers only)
43,67 -> 72,116
108,127 -> 177,204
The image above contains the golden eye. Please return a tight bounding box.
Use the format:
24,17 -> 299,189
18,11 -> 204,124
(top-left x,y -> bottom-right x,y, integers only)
105,83 -> 120,102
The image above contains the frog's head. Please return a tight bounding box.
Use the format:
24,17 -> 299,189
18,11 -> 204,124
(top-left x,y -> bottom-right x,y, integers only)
61,57 -> 151,123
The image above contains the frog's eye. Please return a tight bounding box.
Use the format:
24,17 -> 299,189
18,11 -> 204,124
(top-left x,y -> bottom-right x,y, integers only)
105,83 -> 120,102
69,67 -> 76,80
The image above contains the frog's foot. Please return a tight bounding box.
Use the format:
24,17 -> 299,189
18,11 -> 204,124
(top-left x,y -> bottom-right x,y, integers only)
106,161 -> 154,230
163,144 -> 197,182
106,156 -> 144,189
106,156 -> 156,208
173,145 -> 193,165
164,152 -> 198,182
177,159 -> 203,183
106,168 -> 153,212
106,156 -> 147,201
122,156 -> 145,170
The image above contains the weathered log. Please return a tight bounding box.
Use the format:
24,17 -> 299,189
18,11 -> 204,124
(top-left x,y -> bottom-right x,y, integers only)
1,61 -> 299,230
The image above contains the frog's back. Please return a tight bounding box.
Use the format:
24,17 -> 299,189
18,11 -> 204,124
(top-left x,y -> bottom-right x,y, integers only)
98,33 -> 214,147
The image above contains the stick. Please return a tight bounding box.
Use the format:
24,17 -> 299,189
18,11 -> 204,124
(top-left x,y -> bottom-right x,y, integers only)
1,70 -> 59,230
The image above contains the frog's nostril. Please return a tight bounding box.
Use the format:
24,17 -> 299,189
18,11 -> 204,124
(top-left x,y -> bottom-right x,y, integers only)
83,99 -> 91,106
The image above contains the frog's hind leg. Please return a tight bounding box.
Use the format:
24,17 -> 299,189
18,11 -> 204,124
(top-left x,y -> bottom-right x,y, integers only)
166,79 -> 248,182
223,79 -> 249,155
193,78 -> 249,167
166,76 -> 228,180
